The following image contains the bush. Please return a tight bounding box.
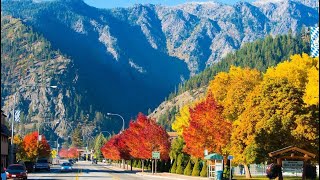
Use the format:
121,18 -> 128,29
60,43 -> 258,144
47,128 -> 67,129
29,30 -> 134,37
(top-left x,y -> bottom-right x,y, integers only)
192,159 -> 200,176
170,159 -> 177,173
176,153 -> 184,174
137,160 -> 142,168
160,160 -> 166,172
184,159 -> 192,176
165,160 -> 171,172
200,160 -> 207,177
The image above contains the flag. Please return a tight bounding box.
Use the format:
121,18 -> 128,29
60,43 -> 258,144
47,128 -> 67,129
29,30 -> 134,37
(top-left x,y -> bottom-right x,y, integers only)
14,110 -> 20,122
310,26 -> 319,57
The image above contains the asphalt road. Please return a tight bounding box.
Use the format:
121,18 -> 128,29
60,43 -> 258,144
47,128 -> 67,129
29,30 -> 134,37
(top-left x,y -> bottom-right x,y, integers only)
27,161 -> 164,180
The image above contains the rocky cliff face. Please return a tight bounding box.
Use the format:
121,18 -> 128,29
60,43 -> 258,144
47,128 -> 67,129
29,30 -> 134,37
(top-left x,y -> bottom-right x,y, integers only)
1,0 -> 318,139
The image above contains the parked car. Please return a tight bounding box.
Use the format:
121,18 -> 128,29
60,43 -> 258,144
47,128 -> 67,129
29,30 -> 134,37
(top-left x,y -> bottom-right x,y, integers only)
34,159 -> 50,172
92,159 -> 97,164
5,164 -> 27,180
24,161 -> 35,173
60,162 -> 73,172
68,159 -> 74,165
1,164 -> 6,180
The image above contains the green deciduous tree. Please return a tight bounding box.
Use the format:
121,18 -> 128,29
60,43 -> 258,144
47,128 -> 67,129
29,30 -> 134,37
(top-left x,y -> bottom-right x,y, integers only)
94,133 -> 107,161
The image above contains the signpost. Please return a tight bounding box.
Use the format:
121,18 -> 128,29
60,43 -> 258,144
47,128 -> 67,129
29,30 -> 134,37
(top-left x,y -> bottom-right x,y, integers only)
228,155 -> 234,180
152,151 -> 160,159
152,151 -> 160,174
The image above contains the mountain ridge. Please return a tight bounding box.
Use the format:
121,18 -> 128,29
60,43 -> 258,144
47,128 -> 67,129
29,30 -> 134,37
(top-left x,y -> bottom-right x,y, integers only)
1,0 -> 318,139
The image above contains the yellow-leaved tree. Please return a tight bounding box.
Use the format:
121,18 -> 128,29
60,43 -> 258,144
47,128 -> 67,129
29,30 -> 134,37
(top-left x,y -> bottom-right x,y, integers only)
208,66 -> 262,121
303,57 -> 319,106
172,105 -> 190,136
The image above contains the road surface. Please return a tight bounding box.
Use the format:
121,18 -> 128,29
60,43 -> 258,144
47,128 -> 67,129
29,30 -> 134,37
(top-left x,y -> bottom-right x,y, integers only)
27,161 -> 164,180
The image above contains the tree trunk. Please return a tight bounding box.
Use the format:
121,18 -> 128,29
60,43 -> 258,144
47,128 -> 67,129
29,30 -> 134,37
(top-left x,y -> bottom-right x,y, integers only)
244,164 -> 252,178
142,160 -> 144,172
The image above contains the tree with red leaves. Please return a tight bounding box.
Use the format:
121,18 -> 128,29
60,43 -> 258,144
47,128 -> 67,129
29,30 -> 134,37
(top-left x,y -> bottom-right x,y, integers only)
59,148 -> 69,158
183,94 -> 232,158
23,131 -> 51,161
101,133 -> 130,160
68,147 -> 79,158
123,113 -> 170,160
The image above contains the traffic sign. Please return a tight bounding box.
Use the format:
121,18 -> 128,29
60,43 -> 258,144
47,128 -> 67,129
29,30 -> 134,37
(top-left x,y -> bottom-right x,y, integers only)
152,151 -> 160,159
228,155 -> 233,160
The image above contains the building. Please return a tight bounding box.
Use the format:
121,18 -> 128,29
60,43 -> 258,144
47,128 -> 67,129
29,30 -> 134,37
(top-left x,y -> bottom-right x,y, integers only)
1,110 -> 10,167
167,132 -> 178,142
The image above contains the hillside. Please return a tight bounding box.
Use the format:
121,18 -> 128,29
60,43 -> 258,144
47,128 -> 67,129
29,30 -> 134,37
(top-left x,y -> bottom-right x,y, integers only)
149,32 -> 311,129
0,0 -> 318,139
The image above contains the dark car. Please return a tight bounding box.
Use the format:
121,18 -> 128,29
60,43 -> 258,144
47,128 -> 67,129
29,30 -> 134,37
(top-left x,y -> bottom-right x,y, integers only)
5,164 -> 27,180
23,161 -> 35,173
68,159 -> 74,165
34,159 -> 50,172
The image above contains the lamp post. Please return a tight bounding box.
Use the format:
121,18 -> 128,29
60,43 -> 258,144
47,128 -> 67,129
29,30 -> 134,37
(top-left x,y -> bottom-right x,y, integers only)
5,84 -> 57,164
101,131 -> 112,137
106,113 -> 125,132
96,129 -> 112,137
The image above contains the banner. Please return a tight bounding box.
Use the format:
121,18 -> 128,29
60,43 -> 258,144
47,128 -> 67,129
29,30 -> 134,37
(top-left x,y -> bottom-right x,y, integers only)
310,26 -> 319,57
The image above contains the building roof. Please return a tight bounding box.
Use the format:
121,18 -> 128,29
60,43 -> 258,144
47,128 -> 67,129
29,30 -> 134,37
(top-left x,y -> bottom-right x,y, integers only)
1,124 -> 10,137
167,132 -> 178,137
268,146 -> 316,158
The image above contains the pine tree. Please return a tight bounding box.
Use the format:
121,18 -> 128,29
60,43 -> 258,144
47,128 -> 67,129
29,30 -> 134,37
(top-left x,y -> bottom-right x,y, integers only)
71,127 -> 83,147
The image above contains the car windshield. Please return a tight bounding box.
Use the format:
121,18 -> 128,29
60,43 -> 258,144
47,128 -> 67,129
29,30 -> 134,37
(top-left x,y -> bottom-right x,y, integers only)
62,163 -> 71,166
8,165 -> 24,170
37,160 -> 48,163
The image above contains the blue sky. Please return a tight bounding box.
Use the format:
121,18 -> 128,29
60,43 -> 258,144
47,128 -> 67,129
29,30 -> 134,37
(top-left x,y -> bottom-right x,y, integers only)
83,0 -> 255,9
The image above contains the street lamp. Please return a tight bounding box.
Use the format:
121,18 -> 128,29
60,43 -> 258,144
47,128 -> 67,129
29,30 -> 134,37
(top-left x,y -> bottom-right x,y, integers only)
4,84 -> 57,164
106,113 -> 125,132
95,129 -> 112,137
101,131 -> 112,137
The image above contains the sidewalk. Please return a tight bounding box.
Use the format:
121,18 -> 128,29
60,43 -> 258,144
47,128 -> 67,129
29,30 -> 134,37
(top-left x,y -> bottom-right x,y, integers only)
104,163 -> 209,180
136,172 -> 209,180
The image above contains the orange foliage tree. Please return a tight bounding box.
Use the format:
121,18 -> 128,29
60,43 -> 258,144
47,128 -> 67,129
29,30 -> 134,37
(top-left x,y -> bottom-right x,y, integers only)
122,113 -> 170,160
183,94 -> 232,158
23,131 -> 51,161
68,147 -> 79,158
101,133 -> 130,160
58,148 -> 68,158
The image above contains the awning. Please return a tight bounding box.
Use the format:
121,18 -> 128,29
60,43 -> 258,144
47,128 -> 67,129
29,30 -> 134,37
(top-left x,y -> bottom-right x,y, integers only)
204,153 -> 223,160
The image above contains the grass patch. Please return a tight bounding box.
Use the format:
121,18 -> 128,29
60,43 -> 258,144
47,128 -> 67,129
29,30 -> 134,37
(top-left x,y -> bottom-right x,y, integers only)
233,175 -> 319,180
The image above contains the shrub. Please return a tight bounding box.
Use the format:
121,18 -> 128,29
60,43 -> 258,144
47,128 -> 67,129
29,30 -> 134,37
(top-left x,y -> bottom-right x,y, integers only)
192,159 -> 200,176
137,160 -> 142,168
176,153 -> 184,174
184,159 -> 192,176
200,160 -> 207,177
170,159 -> 177,173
